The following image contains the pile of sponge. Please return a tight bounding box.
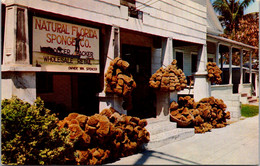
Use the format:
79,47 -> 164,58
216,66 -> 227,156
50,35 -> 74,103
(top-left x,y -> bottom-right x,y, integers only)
58,107 -> 150,165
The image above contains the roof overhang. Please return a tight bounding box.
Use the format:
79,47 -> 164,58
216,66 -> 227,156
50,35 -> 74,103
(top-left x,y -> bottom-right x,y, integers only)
207,33 -> 258,51
206,0 -> 223,35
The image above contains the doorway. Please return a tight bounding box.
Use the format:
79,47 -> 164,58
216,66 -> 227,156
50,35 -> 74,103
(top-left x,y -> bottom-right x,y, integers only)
122,44 -> 156,119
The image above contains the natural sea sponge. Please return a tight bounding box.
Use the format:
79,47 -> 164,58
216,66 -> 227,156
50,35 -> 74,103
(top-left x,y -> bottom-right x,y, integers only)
100,108 -> 113,118
96,116 -> 110,137
104,57 -> 136,98
60,107 -> 150,165
70,119 -> 80,125
207,62 -> 222,84
109,112 -> 121,123
170,101 -> 179,110
76,150 -> 91,164
138,119 -> 148,128
67,113 -> 79,121
85,124 -> 96,135
149,59 -> 187,91
76,115 -> 88,128
87,114 -> 100,127
69,124 -> 83,140
57,119 -> 70,129
171,110 -> 179,116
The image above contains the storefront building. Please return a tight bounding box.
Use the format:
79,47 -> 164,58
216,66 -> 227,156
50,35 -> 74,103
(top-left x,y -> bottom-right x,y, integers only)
3,0 -> 252,121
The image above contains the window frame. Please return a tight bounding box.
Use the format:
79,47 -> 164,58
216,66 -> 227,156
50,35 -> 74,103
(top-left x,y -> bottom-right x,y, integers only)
191,52 -> 198,73
175,49 -> 184,71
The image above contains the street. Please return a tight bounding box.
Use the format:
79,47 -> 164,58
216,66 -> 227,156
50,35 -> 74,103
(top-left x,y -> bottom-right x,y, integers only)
111,115 -> 259,165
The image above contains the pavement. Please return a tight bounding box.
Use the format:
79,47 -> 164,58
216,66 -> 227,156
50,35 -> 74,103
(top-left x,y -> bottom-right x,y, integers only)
110,115 -> 259,165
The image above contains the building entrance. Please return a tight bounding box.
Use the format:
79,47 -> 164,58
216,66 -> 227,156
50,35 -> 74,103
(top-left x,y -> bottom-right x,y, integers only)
122,44 -> 156,119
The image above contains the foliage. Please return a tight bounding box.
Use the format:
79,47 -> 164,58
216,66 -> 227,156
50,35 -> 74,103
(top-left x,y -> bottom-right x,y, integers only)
221,12 -> 259,67
213,0 -> 255,35
241,104 -> 259,117
1,96 -> 75,165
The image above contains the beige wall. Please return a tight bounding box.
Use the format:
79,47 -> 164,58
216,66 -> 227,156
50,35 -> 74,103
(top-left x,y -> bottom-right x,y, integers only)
3,0 -> 207,45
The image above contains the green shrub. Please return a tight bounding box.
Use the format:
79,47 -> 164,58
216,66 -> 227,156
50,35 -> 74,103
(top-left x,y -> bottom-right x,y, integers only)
1,96 -> 75,165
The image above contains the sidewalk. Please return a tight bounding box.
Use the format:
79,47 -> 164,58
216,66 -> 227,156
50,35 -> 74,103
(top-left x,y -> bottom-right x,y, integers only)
111,115 -> 259,165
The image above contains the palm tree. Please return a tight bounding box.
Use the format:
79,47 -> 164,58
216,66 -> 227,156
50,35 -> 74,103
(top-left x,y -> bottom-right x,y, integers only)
212,0 -> 255,35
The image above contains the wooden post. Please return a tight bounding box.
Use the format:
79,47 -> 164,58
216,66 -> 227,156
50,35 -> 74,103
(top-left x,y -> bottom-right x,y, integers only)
249,51 -> 252,83
239,49 -> 244,93
215,42 -> 220,67
229,46 -> 233,85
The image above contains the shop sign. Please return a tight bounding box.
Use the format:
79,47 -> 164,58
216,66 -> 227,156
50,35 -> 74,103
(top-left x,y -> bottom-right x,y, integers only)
32,16 -> 100,73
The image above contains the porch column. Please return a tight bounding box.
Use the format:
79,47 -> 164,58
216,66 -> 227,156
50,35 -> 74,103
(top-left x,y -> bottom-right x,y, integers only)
156,37 -> 174,119
162,38 -> 173,67
255,73 -> 258,97
220,51 -> 224,81
162,38 -> 177,102
239,49 -> 244,93
215,42 -> 220,67
249,51 -> 252,83
229,46 -> 233,85
1,5 -> 40,104
98,26 -> 126,114
194,44 -> 211,102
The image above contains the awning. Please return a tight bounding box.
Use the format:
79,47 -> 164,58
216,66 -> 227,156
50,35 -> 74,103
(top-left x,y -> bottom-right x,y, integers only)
207,33 -> 258,51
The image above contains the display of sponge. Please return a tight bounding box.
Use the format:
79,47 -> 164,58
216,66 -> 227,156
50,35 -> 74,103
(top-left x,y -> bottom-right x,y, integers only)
149,59 -> 187,91
105,57 -> 136,97
207,62 -> 222,84
170,96 -> 230,133
58,107 -> 150,165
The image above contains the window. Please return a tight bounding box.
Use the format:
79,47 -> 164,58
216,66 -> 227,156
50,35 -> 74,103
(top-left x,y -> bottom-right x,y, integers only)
36,72 -> 53,93
176,51 -> 183,70
192,53 -> 198,73
120,0 -> 143,19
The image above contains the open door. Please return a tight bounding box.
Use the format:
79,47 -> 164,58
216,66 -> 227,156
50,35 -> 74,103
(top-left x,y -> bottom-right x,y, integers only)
122,44 -> 156,119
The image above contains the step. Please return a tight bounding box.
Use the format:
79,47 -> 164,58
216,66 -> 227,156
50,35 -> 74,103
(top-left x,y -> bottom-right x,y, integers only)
248,98 -> 258,103
144,128 -> 194,150
146,118 -> 177,135
241,93 -> 248,97
247,96 -> 252,100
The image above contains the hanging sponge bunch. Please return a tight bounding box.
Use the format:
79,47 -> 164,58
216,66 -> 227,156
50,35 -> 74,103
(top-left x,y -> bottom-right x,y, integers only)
149,59 -> 187,91
206,62 -> 222,84
105,57 -> 136,97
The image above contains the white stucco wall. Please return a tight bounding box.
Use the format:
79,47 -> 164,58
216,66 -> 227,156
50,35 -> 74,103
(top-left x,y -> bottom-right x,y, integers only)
3,0 -> 207,45
211,84 -> 241,121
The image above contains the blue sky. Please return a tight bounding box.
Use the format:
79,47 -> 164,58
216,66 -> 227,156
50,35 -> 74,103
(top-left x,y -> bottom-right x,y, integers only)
210,0 -> 259,14
244,0 -> 259,14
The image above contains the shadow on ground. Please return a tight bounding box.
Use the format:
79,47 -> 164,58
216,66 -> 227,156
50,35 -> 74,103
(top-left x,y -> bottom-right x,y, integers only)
132,150 -> 201,165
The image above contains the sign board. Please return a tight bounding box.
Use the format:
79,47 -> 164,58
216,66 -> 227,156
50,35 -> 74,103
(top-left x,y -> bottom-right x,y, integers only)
32,16 -> 100,73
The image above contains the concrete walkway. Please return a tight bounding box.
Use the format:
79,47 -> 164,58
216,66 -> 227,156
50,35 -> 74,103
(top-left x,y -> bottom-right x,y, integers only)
111,115 -> 259,165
